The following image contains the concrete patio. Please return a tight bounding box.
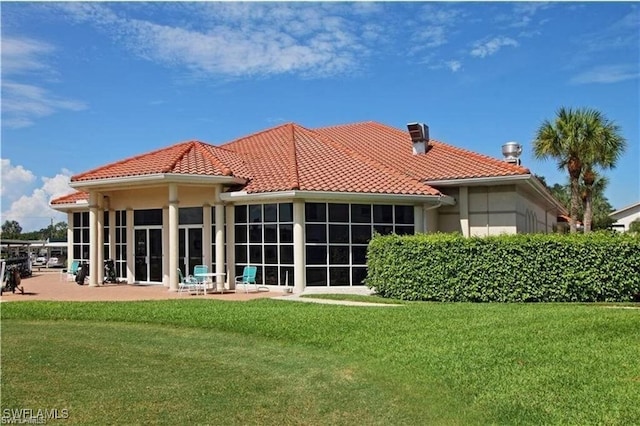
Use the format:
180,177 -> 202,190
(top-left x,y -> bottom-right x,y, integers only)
0,270 -> 287,303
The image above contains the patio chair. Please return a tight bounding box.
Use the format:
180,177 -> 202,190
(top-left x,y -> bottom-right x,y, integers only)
193,264 -> 209,293
177,268 -> 199,294
61,260 -> 80,282
235,266 -> 258,293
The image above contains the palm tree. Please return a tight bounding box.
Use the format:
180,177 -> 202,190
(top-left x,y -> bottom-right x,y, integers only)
533,107 -> 626,233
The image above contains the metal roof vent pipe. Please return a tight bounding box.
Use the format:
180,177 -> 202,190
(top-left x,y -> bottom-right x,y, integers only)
502,141 -> 522,165
407,122 -> 430,155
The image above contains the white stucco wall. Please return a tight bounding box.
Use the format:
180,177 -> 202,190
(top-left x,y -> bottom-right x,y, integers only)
610,203 -> 640,232
516,186 -> 557,233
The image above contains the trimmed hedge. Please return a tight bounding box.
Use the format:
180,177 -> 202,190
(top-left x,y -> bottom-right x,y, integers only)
366,232 -> 640,302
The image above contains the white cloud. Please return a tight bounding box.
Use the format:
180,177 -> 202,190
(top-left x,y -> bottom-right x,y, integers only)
470,36 -> 519,58
1,164 -> 74,232
1,36 -> 87,129
55,2 -> 368,78
570,65 -> 639,85
1,81 -> 87,129
446,60 -> 462,72
1,36 -> 54,75
0,159 -> 36,198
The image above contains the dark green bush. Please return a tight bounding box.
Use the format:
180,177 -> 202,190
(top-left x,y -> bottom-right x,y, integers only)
366,232 -> 640,302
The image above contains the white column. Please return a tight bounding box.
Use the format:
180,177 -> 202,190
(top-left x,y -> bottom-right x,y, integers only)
293,200 -> 305,293
168,184 -> 179,291
459,187 -> 470,237
225,204 -> 235,289
88,192 -> 99,287
162,207 -> 170,287
66,212 -> 74,268
96,195 -> 104,284
215,201 -> 225,291
126,209 -> 134,284
203,204 -> 212,270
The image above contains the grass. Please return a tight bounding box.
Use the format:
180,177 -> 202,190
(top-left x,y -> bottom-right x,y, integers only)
2,300 -> 639,425
299,293 -> 406,304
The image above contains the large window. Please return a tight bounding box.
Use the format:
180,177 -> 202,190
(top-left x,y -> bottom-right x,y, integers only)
72,211 -> 90,262
234,203 -> 294,287
305,203 -> 414,286
114,210 -> 127,278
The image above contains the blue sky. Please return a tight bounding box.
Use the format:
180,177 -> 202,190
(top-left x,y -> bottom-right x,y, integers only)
1,1 -> 638,232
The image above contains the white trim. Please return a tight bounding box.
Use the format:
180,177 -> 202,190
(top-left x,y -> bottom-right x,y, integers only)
610,201 -> 640,217
70,173 -> 245,191
220,190 -> 455,205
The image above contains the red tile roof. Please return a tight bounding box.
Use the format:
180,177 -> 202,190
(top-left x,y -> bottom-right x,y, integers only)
315,122 -> 529,181
52,121 -> 531,205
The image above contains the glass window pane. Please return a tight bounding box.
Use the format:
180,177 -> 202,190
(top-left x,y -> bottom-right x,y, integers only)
373,205 -> 393,223
235,245 -> 247,264
179,207 -> 203,224
279,203 -> 293,222
306,268 -> 327,286
103,211 -> 110,226
352,246 -> 368,265
235,206 -> 247,223
74,212 -> 82,226
280,245 -> 293,264
306,246 -> 326,265
279,224 -> 293,243
280,267 -> 294,286
82,229 -> 90,243
374,225 -> 394,236
351,225 -> 371,244
352,267 -> 368,286
249,205 -> 262,223
329,246 -> 349,265
264,245 -> 278,264
264,204 -> 278,222
330,267 -> 350,286
329,203 -> 349,222
305,203 -> 326,222
235,225 -> 247,243
265,266 -> 279,285
249,224 -> 262,243
329,224 -> 349,243
305,224 -> 326,243
264,224 -> 277,243
395,205 -> 414,224
134,209 -> 162,226
249,245 -> 262,263
395,226 -> 415,236
351,204 -> 371,223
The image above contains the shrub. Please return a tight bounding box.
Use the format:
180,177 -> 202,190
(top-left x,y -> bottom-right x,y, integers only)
366,232 -> 640,302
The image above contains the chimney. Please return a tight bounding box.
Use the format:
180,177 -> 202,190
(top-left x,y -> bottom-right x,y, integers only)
407,122 -> 429,155
501,141 -> 522,165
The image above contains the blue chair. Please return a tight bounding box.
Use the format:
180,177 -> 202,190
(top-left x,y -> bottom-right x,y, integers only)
61,260 -> 81,282
235,266 -> 258,293
193,265 -> 209,293
177,268 -> 199,294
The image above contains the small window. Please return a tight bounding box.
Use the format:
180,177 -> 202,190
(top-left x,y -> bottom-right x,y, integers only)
305,203 -> 326,222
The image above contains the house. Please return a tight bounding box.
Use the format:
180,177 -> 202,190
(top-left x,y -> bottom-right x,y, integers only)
609,201 -> 640,232
50,121 -> 566,292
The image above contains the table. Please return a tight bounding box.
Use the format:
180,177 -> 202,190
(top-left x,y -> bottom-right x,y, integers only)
193,272 -> 226,295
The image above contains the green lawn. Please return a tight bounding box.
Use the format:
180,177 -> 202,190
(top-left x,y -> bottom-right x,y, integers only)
2,300 -> 639,425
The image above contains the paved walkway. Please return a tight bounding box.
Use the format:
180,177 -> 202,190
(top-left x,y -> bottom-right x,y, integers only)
0,271 -> 286,303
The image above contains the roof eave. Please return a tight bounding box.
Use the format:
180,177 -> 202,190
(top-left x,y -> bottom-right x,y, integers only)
70,173 -> 246,191
220,190 -> 455,205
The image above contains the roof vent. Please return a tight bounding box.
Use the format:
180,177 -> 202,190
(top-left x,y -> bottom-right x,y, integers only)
502,141 -> 522,165
407,122 -> 429,155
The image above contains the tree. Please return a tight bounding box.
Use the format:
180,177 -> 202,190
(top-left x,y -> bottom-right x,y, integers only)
533,107 -> 626,233
545,178 -> 615,231
1,220 -> 23,239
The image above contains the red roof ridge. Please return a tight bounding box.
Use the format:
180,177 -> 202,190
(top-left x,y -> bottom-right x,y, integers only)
221,122 -> 296,148
299,124 -> 440,195
71,140 -> 202,182
193,142 -> 233,176
163,141 -> 196,173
